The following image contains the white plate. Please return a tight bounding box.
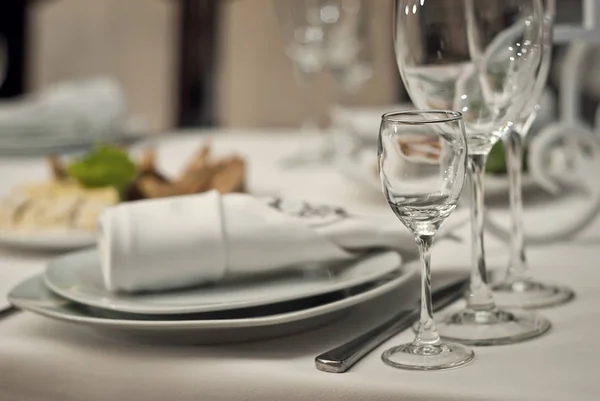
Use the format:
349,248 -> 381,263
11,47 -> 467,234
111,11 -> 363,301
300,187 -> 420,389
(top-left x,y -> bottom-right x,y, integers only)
0,229 -> 96,251
11,264 -> 416,344
44,249 -> 407,315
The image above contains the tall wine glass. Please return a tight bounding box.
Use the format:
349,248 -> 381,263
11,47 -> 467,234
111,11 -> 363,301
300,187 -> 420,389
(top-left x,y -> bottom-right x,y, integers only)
325,0 -> 374,156
394,0 -> 551,345
326,0 -> 373,95
378,110 -> 473,371
273,0 -> 330,167
492,0 -> 575,308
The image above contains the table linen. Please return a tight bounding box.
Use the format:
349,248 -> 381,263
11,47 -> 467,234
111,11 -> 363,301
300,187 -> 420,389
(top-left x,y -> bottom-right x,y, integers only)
0,130 -> 598,401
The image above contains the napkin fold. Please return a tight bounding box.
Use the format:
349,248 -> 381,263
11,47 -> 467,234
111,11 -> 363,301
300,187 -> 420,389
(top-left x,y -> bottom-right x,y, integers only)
99,191 -> 432,293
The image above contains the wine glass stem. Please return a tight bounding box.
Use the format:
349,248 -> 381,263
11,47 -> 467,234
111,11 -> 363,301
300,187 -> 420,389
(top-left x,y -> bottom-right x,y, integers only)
414,234 -> 442,346
504,128 -> 529,283
293,66 -> 319,132
466,153 -> 496,312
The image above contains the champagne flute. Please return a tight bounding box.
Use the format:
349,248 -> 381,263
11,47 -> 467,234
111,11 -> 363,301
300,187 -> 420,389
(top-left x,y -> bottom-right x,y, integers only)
492,0 -> 575,308
378,110 -> 473,371
394,0 -> 551,345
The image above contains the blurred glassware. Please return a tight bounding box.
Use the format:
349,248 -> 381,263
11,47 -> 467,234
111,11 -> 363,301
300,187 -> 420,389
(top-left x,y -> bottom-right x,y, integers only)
325,0 -> 373,95
273,0 -> 332,167
492,0 -> 575,309
378,110 -> 473,371
394,0 -> 551,345
324,0 -> 375,159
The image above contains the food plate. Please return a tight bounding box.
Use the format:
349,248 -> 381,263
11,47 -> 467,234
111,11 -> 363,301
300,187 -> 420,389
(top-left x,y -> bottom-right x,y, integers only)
0,229 -> 95,251
11,264 -> 417,344
44,249 -> 412,315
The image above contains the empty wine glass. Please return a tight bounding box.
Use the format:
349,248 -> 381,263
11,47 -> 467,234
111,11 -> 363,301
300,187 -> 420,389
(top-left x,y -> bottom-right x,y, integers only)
394,0 -> 551,345
325,0 -> 374,157
326,0 -> 373,95
492,0 -> 575,309
379,110 -> 473,371
273,0 -> 331,167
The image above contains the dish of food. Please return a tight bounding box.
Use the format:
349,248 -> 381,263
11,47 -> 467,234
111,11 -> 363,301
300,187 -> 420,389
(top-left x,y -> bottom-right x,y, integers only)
0,144 -> 246,250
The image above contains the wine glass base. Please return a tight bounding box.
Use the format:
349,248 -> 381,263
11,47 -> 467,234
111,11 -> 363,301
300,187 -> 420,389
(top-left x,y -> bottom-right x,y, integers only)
492,279 -> 575,309
381,341 -> 474,371
436,309 -> 551,346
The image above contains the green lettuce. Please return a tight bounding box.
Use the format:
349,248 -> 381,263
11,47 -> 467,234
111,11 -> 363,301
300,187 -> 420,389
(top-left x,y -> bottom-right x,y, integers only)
67,145 -> 137,193
486,141 -> 528,175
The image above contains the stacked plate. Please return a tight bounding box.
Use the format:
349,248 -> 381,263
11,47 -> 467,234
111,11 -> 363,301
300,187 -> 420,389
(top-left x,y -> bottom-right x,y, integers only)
8,248 -> 417,345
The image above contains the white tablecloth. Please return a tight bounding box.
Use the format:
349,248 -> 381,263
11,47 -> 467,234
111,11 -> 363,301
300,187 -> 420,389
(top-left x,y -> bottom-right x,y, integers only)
0,131 -> 599,401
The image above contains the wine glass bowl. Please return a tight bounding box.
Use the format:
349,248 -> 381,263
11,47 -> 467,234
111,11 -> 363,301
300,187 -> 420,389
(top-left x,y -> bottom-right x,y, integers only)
325,0 -> 373,94
379,111 -> 467,234
378,110 -> 473,371
274,0 -> 328,75
394,0 -> 543,153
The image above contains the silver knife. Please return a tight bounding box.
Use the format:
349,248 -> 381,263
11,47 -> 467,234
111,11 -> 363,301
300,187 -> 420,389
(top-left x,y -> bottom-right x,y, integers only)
315,276 -> 468,373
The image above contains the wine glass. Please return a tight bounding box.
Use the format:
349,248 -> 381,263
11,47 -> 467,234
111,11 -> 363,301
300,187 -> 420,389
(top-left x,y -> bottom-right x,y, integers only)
491,0 -> 575,308
325,0 -> 374,157
378,110 -> 473,371
394,0 -> 551,345
326,0 -> 373,95
273,0 -> 331,167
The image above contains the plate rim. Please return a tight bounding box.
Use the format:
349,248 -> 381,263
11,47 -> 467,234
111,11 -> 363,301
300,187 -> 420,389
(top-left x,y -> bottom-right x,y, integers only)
43,249 -> 405,315
10,263 -> 417,330
0,229 -> 96,250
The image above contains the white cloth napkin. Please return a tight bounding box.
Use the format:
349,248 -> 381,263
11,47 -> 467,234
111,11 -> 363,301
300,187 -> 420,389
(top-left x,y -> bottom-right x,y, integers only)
99,190 -> 448,293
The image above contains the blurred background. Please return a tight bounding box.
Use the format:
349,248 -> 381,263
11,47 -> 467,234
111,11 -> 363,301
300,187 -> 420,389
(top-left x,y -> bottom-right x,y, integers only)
0,0 -> 597,132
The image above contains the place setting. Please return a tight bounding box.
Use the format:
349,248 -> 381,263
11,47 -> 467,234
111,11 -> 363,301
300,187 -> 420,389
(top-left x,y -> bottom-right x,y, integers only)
4,4 -> 600,401
9,185 -> 472,345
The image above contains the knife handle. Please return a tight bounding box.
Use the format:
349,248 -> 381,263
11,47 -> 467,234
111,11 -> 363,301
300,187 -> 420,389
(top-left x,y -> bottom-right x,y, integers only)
314,278 -> 468,373
315,309 -> 416,373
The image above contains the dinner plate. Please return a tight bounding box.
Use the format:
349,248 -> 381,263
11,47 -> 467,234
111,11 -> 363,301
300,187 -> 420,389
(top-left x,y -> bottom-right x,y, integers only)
44,249 -> 410,315
0,229 -> 96,251
11,264 -> 417,344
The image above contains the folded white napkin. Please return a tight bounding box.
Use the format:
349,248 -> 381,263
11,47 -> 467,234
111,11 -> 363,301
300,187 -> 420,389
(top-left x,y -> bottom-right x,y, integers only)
99,191 -> 451,293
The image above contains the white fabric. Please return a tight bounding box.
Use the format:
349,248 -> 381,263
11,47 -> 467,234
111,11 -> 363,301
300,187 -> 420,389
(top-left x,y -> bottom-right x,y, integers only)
0,77 -> 126,140
99,190 -> 425,293
0,131 -> 599,401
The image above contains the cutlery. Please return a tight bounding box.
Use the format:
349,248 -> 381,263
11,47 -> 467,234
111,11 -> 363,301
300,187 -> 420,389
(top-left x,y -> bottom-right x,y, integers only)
0,305 -> 19,320
314,276 -> 468,373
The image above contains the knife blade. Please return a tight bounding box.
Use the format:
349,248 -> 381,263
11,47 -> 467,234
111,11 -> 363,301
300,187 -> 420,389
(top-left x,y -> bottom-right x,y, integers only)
314,276 -> 468,373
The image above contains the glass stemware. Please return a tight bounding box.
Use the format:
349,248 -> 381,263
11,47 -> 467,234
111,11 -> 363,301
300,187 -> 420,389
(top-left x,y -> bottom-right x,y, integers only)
394,0 -> 551,345
491,0 -> 575,309
326,0 -> 373,96
273,0 -> 331,167
378,110 -> 473,371
325,0 -> 374,156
